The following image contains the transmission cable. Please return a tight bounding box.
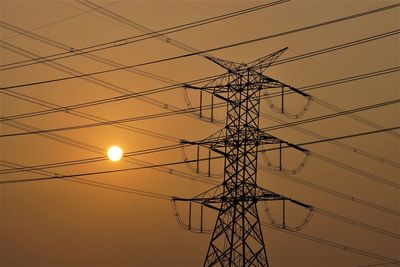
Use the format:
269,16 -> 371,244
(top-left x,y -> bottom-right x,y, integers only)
2,159 -> 397,264
1,97 -> 397,138
2,14 -> 397,145
1,3 -> 398,90
261,222 -> 399,264
1,30 -> 398,121
1,126 -> 397,184
272,29 -> 400,66
1,126 -> 398,176
3,124 -> 398,217
260,113 -> 399,168
261,167 -> 399,216
1,120 -> 216,186
0,0 -> 289,71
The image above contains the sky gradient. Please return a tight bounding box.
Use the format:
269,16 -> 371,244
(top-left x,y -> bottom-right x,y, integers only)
0,1 -> 399,266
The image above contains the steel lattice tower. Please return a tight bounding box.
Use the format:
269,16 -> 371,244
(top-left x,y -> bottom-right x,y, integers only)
174,48 -> 312,267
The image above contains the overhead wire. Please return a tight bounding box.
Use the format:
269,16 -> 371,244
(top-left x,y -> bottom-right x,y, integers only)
262,126 -> 400,189
312,97 -> 400,139
2,37 -> 396,163
0,0 -> 123,42
0,42 -> 184,142
3,129 -> 400,247
261,221 -> 400,264
3,149 -> 399,248
262,99 -> 400,132
2,160 -> 174,201
1,126 -> 398,184
1,3 -> 398,264
2,159 -> 398,264
1,39 -> 398,122
1,46 -> 398,191
0,2 -> 396,216
1,97 -> 397,139
1,3 -> 399,90
2,10 -> 397,149
0,155 -> 210,184
358,261 -> 400,267
309,151 -> 400,189
0,143 -> 185,174
0,160 -> 52,177
313,207 -> 399,239
2,39 -> 399,151
0,0 -> 289,71
1,70 -> 396,197
2,17 -> 398,146
0,1 -> 290,111
1,119 -> 217,186
1,126 -> 398,177
260,113 -> 399,168
261,166 -> 399,216
272,29 -> 400,66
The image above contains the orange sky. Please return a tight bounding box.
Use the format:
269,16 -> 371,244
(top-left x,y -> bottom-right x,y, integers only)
0,1 -> 399,266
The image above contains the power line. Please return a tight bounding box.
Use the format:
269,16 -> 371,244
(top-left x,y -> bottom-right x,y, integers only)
260,113 -> 400,168
4,158 -> 397,264
2,3 -> 396,264
3,13 -> 399,151
358,261 -> 400,267
2,97 -> 397,138
4,158 -> 399,243
1,7 -> 396,218
0,21 -> 190,103
0,143 -> 185,174
313,207 -> 399,239
1,3 -> 398,90
3,121 -> 398,218
0,1 -> 123,42
3,1 -> 397,147
0,160 -> 52,177
1,126 -> 397,184
296,127 -> 400,146
263,99 -> 399,132
261,222 -> 400,264
0,156 -> 210,184
3,125 -> 399,176
312,97 -> 400,139
2,126 -> 398,177
3,70 -> 400,191
0,0 -> 289,71
1,35 -> 398,121
67,177 -> 173,200
310,150 -> 400,189
5,157 -> 398,267
0,40 -> 221,142
0,59 -> 396,126
4,157 -> 399,244
3,42 -> 399,157
0,0 -> 285,110
1,119 -> 216,186
2,36 -> 398,162
261,167 -> 399,216
272,29 -> 400,66
0,42 -> 184,142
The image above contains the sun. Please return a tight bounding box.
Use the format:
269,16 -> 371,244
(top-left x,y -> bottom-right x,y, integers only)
107,146 -> 123,162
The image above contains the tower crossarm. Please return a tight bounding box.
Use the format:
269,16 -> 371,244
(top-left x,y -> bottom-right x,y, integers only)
172,184 -> 311,212
260,75 -> 312,99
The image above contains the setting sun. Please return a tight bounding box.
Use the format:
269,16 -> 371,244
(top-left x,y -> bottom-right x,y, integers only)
107,146 -> 123,162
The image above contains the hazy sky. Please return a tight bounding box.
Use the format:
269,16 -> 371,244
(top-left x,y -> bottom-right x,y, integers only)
0,1 -> 399,266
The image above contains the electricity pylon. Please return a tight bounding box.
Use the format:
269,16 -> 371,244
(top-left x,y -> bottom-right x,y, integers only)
173,48 -> 312,266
